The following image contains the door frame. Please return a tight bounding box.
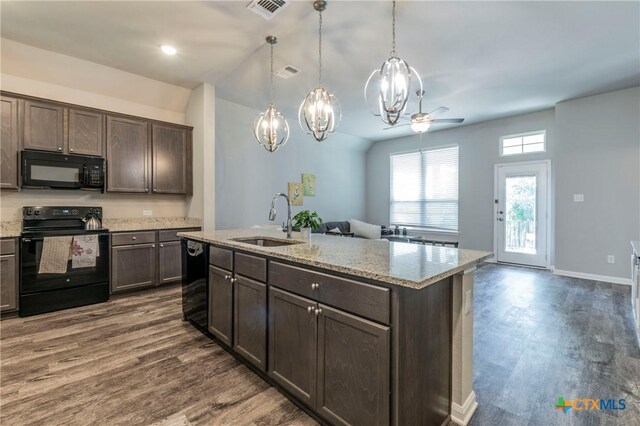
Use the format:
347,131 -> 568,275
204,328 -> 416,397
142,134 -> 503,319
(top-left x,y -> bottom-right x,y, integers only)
493,159 -> 551,269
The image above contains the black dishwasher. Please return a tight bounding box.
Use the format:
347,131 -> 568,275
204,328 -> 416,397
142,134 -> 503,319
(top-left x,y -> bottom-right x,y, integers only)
181,239 -> 209,333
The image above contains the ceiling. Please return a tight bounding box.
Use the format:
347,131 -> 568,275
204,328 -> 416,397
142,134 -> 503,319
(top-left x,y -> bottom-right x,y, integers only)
2,1 -> 639,142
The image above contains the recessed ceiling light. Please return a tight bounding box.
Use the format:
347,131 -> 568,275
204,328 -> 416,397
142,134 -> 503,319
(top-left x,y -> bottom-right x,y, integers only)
161,45 -> 177,56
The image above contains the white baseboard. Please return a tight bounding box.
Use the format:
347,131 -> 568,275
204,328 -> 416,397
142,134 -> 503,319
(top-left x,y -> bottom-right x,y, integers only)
451,391 -> 478,426
553,269 -> 632,286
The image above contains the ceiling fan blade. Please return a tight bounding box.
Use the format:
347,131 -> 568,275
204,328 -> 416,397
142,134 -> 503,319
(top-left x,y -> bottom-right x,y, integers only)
383,124 -> 411,130
428,106 -> 450,116
429,118 -> 465,124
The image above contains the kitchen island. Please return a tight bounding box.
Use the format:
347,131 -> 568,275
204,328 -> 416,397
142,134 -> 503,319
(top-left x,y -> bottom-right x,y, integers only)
179,229 -> 491,426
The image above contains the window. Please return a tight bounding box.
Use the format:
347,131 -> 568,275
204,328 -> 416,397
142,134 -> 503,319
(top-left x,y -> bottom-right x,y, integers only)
500,130 -> 546,156
390,146 -> 459,232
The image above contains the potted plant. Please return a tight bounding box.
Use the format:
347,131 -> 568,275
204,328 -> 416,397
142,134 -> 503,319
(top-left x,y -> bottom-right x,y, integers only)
293,210 -> 322,239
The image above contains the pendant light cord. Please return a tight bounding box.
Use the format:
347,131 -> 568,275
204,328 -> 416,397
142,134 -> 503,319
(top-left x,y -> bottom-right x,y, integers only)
318,10 -> 323,86
269,41 -> 274,105
391,0 -> 396,57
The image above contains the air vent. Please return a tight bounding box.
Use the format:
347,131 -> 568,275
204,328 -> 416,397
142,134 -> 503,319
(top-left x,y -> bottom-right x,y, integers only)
275,65 -> 301,79
247,0 -> 288,20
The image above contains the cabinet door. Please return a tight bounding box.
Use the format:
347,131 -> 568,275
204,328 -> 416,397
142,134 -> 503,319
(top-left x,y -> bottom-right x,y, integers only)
317,305 -> 390,426
0,254 -> 17,312
208,266 -> 233,345
111,243 -> 156,292
106,116 -> 149,193
68,109 -> 104,156
23,100 -> 64,152
233,275 -> 267,371
152,124 -> 187,194
0,97 -> 19,189
269,287 -> 318,408
158,241 -> 182,284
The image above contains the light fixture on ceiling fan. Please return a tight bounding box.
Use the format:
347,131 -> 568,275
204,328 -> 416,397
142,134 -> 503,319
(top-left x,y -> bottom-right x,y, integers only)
253,36 -> 290,152
384,90 -> 465,133
364,0 -> 422,126
299,0 -> 341,142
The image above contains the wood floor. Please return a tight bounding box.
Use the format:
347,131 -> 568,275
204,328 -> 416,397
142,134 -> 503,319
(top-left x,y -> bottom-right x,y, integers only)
1,264 -> 639,425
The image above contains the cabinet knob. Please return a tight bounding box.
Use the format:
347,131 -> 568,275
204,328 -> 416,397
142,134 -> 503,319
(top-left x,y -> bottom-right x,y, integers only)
230,277 -> 237,283
132,236 -> 136,240
145,188 -> 149,192
160,243 -> 164,247
57,147 -> 62,151
307,306 -> 314,314
153,188 -> 157,192
224,275 -> 230,280
151,244 -> 155,248
70,148 -> 74,152
311,282 -> 319,290
314,308 -> 322,316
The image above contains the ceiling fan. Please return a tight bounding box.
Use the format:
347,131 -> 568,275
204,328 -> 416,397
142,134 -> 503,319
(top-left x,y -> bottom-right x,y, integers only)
384,90 -> 464,133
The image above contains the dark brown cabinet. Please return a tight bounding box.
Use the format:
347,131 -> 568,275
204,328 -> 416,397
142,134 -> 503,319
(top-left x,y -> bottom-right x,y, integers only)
209,266 -> 233,345
111,243 -> 156,292
68,108 -> 104,156
152,124 -> 188,194
0,238 -> 19,313
158,241 -> 182,284
269,287 -> 318,407
233,275 -> 267,371
106,116 -> 149,193
0,96 -> 19,189
23,100 -> 65,152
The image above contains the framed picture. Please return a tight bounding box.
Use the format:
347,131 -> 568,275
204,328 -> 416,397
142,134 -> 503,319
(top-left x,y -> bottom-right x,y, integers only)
302,173 -> 316,196
288,182 -> 304,206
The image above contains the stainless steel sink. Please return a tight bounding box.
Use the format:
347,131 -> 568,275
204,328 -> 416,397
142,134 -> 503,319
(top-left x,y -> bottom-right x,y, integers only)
230,237 -> 303,247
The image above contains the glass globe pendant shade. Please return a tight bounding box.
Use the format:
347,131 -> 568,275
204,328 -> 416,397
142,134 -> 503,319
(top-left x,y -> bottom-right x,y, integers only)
253,104 -> 290,153
410,120 -> 431,133
299,87 -> 341,142
378,56 -> 412,125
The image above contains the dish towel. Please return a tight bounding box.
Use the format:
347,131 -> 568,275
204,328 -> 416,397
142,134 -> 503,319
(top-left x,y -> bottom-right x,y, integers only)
38,236 -> 73,274
71,235 -> 99,268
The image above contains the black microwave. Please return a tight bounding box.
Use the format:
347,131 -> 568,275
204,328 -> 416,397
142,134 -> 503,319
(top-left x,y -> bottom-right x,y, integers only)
21,151 -> 105,191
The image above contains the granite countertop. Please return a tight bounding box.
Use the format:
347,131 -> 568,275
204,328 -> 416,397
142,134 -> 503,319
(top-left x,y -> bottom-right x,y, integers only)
0,221 -> 21,238
178,229 -> 492,290
632,241 -> 640,258
104,217 -> 202,232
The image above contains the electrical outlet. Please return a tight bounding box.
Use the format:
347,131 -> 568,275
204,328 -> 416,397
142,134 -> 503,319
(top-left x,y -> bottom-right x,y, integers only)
465,290 -> 472,315
143,210 -> 152,216
573,194 -> 585,202
607,255 -> 615,264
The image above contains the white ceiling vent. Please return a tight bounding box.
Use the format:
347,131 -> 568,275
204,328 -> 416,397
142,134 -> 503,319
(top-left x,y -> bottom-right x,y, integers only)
246,0 -> 289,20
275,65 -> 301,79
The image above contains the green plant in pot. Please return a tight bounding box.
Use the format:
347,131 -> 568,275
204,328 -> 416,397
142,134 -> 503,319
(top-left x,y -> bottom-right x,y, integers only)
293,210 -> 322,239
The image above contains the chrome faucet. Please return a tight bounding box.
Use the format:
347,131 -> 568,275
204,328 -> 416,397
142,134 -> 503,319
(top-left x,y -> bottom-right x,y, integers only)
269,193 -> 292,238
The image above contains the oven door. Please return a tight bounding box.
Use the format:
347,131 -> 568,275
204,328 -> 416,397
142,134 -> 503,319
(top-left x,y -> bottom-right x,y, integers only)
20,232 -> 110,294
22,151 -> 86,189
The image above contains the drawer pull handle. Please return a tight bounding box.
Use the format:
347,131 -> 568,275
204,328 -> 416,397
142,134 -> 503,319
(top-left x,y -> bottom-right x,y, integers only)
307,306 -> 314,314
311,282 -> 319,290
314,308 -> 322,316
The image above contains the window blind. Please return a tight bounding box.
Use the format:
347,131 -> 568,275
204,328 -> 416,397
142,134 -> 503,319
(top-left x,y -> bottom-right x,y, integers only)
390,146 -> 459,231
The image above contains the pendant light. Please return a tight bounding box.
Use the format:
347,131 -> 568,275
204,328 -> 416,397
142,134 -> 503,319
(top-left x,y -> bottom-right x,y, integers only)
254,36 -> 290,153
364,0 -> 422,126
298,0 -> 341,142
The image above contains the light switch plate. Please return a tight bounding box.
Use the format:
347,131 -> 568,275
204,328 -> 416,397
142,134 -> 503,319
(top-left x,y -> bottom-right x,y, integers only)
143,210 -> 152,216
573,194 -> 584,202
607,255 -> 615,264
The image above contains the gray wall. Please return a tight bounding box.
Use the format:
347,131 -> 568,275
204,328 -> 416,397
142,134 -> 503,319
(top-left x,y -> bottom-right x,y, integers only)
555,87 -> 640,279
216,98 -> 370,229
366,109 -> 557,256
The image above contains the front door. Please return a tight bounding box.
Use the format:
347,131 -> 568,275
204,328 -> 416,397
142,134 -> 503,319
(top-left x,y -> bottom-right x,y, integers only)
495,162 -> 549,267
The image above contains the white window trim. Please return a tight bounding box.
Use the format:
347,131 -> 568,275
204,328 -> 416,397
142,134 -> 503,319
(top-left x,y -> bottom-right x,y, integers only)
388,144 -> 460,232
499,130 -> 546,157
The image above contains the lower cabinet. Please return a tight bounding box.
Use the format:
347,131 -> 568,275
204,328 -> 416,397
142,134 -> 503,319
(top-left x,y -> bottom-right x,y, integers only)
208,265 -> 233,345
158,241 -> 182,284
233,275 -> 267,371
111,243 -> 156,292
269,287 -> 390,426
0,238 -> 18,313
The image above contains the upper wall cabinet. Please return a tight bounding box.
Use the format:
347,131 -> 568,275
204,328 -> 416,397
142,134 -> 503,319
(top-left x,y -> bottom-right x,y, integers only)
152,124 -> 189,194
106,116 -> 150,193
23,100 -> 65,152
0,96 -> 19,189
68,108 -> 104,157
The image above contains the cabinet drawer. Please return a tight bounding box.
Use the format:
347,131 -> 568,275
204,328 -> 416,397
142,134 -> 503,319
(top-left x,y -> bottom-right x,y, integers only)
159,228 -> 200,242
235,252 -> 267,282
112,231 -> 156,246
269,262 -> 390,325
0,239 -> 16,255
210,246 -> 233,271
